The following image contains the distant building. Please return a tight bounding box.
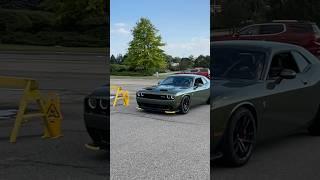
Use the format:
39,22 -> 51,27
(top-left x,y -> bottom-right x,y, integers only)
170,63 -> 180,68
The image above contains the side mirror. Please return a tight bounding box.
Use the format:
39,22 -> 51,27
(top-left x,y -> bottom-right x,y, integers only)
194,83 -> 203,89
280,69 -> 296,79
158,80 -> 163,85
272,69 -> 297,86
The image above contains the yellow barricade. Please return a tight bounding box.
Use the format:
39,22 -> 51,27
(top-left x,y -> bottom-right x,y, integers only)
0,76 -> 63,143
110,85 -> 129,107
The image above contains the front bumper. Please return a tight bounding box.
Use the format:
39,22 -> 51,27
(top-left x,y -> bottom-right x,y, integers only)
84,113 -> 108,149
136,97 -> 181,111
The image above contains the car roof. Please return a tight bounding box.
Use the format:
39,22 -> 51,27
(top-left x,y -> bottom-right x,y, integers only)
212,40 -> 302,51
170,74 -> 205,78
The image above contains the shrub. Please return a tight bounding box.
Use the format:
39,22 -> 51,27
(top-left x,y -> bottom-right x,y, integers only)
111,64 -> 129,72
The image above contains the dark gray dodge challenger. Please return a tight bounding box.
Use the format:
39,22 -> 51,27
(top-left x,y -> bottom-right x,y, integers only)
84,85 -> 108,150
136,74 -> 210,114
212,41 -> 320,166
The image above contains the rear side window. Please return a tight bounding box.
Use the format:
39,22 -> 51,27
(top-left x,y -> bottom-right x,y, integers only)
312,24 -> 320,33
286,23 -> 314,33
291,51 -> 310,72
189,69 -> 199,72
201,77 -> 208,84
199,68 -> 208,72
259,24 -> 284,35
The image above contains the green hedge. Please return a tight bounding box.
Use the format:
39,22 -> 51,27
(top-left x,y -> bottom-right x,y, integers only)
0,8 -> 106,47
111,64 -> 154,76
1,31 -> 106,47
111,71 -> 153,76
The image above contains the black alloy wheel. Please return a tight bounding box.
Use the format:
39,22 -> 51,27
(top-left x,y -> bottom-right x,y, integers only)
180,96 -> 190,114
222,108 -> 256,166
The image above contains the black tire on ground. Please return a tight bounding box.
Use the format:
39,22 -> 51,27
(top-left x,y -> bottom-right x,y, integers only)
179,96 -> 190,114
308,107 -> 320,136
221,107 -> 257,166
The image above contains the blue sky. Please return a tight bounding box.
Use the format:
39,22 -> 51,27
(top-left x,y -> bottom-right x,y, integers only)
111,0 -> 210,57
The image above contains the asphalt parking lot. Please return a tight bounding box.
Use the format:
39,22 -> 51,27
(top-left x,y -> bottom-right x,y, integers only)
0,52 -> 108,179
212,131 -> 320,180
110,78 -> 210,179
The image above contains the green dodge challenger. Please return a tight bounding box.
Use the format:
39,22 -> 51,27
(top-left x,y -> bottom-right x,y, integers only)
136,74 -> 210,114
212,40 -> 320,166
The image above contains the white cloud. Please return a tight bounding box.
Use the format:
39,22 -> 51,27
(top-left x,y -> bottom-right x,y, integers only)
111,22 -> 131,35
163,36 -> 210,57
114,22 -> 127,27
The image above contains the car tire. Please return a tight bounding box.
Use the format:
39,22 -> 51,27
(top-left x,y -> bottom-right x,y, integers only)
179,96 -> 190,114
222,108 -> 256,166
206,97 -> 210,104
308,107 -> 320,136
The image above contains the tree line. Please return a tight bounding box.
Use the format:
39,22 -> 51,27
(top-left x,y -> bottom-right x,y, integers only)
0,0 -> 107,47
111,18 -> 209,76
111,53 -> 210,75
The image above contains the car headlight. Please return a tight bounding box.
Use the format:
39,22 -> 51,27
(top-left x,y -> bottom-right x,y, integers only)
166,95 -> 175,100
88,98 -> 97,109
99,99 -> 108,110
137,92 -> 144,97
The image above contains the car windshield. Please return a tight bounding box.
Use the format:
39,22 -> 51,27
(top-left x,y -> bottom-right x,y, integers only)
160,76 -> 193,87
212,47 -> 266,80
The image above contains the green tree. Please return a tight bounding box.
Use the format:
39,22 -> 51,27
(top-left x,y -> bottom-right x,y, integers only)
115,54 -> 123,64
194,55 -> 210,68
40,0 -> 105,29
125,18 -> 167,74
110,54 -> 116,64
179,57 -> 193,70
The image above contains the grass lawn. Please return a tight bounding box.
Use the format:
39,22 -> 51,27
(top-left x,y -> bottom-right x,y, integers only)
0,44 -> 107,54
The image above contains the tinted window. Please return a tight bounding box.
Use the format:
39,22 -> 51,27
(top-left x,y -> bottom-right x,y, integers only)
259,24 -> 284,34
239,25 -> 259,35
212,47 -> 266,80
291,51 -> 310,72
313,24 -> 320,33
268,52 -> 300,79
287,23 -> 314,33
160,76 -> 193,87
199,68 -> 209,72
188,69 -> 199,72
194,78 -> 204,86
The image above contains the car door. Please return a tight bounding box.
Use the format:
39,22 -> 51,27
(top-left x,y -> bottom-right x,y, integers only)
260,51 -> 310,138
201,77 -> 210,103
192,77 -> 207,105
290,50 -> 318,121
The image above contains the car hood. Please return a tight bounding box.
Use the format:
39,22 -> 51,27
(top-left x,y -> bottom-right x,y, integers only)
212,79 -> 262,108
89,84 -> 108,98
140,85 -> 190,94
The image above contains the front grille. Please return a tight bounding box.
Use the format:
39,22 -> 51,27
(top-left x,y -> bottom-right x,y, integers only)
138,102 -> 172,110
141,94 -> 168,100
